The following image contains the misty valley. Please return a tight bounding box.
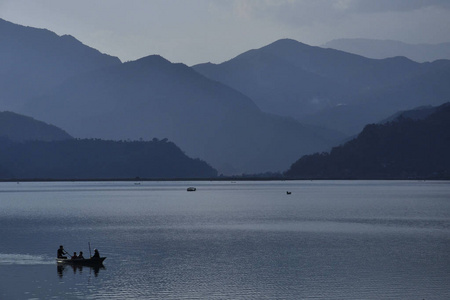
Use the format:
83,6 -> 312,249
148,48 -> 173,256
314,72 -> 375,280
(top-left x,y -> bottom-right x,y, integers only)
1,18 -> 449,179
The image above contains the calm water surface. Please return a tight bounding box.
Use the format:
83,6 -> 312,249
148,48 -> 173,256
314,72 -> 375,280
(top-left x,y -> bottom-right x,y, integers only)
0,180 -> 449,299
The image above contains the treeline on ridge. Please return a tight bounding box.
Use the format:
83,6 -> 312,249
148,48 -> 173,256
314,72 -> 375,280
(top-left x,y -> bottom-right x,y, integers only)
0,138 -> 217,180
285,102 -> 450,179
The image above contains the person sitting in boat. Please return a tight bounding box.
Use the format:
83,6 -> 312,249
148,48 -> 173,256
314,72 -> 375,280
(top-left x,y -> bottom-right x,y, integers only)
57,245 -> 68,259
71,252 -> 78,259
92,249 -> 100,259
78,251 -> 84,259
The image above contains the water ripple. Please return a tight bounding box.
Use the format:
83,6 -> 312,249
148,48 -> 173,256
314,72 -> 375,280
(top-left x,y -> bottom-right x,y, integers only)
0,253 -> 54,265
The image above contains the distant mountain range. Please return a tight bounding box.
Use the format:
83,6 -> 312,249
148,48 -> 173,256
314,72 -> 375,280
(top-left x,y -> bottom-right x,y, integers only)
194,39 -> 450,136
0,19 -> 343,174
322,38 -> 450,63
284,103 -> 450,179
2,18 -> 449,176
21,55 -> 343,174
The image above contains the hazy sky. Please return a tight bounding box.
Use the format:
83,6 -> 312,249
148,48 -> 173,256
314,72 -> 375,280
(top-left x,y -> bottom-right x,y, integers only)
1,0 -> 450,65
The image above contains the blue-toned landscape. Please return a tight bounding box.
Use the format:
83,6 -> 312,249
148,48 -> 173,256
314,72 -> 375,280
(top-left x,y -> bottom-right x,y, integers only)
1,16 -> 450,177
1,2 -> 450,299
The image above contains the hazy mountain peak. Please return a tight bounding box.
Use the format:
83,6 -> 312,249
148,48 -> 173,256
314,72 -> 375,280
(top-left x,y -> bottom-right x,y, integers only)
133,54 -> 171,65
381,55 -> 414,63
121,55 -> 173,74
223,39 -> 311,64
60,34 -> 79,41
194,37 -> 450,139
266,38 -> 310,49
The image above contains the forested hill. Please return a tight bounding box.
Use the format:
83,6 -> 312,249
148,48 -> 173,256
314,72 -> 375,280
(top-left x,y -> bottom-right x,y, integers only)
0,138 -> 217,180
284,103 -> 450,179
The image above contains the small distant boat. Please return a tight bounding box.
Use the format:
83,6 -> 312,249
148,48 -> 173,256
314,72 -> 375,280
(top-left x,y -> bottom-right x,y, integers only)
187,187 -> 196,192
56,257 -> 106,266
286,191 -> 292,195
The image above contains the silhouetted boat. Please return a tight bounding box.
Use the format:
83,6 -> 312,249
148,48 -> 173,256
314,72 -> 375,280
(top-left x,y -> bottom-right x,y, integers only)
187,187 -> 196,191
56,257 -> 106,266
286,191 -> 292,195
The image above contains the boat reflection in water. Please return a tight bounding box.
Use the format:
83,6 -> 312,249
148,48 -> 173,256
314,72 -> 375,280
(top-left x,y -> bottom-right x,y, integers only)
57,263 -> 105,278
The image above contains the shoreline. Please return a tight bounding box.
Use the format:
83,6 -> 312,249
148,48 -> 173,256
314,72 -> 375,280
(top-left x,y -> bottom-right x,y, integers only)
1,177 -> 448,183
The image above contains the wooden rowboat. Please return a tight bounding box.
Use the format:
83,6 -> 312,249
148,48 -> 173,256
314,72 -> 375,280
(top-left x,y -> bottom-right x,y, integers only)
56,257 -> 106,266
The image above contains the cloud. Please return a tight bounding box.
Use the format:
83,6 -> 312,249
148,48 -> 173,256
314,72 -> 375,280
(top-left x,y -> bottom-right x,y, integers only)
226,0 -> 450,26
220,0 -> 450,45
348,0 -> 450,13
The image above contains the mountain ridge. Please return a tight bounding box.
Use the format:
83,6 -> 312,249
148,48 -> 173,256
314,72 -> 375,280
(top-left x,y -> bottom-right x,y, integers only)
0,111 -> 73,142
4,18 -> 447,175
322,38 -> 450,63
285,102 -> 450,179
0,18 -> 121,111
21,51 -> 343,174
194,38 -> 450,135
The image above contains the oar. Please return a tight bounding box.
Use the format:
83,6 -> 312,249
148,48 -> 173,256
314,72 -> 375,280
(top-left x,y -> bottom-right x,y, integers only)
60,247 -> 71,258
88,242 -> 92,258
66,248 -> 72,257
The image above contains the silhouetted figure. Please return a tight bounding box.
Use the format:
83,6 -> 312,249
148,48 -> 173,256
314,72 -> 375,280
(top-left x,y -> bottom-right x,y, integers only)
92,249 -> 100,259
71,252 -> 78,259
78,251 -> 85,259
57,245 -> 68,259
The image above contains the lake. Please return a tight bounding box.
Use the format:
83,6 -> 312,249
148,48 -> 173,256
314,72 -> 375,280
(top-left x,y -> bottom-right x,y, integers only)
0,180 -> 449,299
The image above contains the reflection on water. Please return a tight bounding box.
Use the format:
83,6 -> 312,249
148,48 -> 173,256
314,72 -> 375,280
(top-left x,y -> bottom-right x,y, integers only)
57,263 -> 105,278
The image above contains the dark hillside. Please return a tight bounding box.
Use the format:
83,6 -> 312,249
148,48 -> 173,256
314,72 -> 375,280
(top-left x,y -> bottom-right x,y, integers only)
285,103 -> 450,179
0,138 -> 217,180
